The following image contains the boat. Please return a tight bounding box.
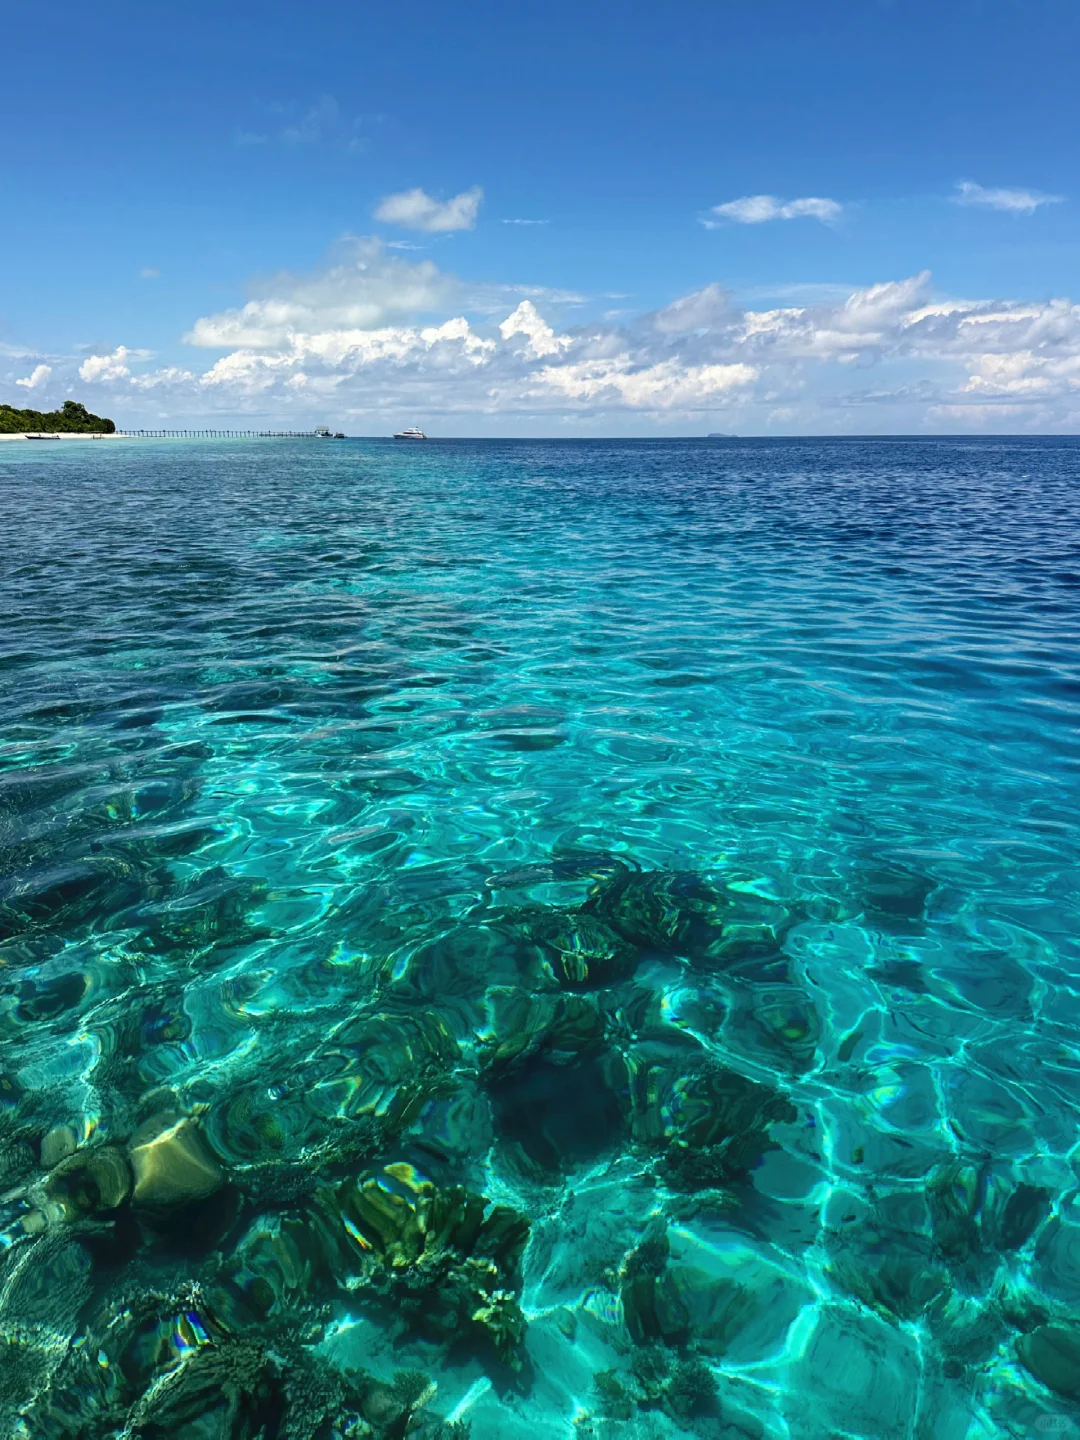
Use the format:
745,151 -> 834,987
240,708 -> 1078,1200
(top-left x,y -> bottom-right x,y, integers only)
393,426 -> 427,440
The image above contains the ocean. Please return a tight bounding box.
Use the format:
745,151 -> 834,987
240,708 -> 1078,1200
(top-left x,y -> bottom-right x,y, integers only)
1,435 -> 1079,1438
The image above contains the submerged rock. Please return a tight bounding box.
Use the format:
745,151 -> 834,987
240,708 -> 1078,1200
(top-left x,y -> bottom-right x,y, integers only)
477,986 -> 605,1073
620,1223 -> 811,1360
584,869 -> 731,963
522,907 -> 639,989
316,1162 -> 530,1366
858,863 -> 937,930
584,867 -> 791,970
927,1162 -> 983,1264
39,1124 -> 78,1170
128,1112 -> 224,1206
46,1144 -> 132,1216
827,1223 -> 946,1321
1018,1324 -> 1080,1401
630,1052 -> 795,1190
136,865 -> 270,957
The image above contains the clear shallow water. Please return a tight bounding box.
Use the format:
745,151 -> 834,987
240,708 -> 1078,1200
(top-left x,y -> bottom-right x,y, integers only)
1,436 -> 1080,1438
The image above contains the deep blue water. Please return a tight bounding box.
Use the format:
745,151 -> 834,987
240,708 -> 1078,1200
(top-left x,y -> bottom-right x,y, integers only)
2,436 -> 1080,1438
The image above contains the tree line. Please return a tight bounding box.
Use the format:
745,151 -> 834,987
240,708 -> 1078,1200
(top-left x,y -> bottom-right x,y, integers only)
0,399 -> 116,433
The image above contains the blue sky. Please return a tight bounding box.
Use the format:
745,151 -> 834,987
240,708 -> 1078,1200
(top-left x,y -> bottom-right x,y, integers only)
4,0 -> 1080,434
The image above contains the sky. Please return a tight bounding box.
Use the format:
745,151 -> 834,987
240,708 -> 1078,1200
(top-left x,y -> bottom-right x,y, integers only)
3,0 -> 1080,435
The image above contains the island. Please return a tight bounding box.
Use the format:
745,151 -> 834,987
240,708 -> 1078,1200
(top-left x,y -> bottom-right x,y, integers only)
0,399 -> 116,434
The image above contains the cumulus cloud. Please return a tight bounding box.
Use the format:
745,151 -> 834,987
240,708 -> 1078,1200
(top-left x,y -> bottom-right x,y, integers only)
499,300 -> 572,357
703,195 -> 842,226
952,180 -> 1063,214
79,346 -> 134,382
184,239 -> 453,348
534,356 -> 757,407
15,364 -> 52,389
41,238 -> 1080,433
374,186 -> 482,232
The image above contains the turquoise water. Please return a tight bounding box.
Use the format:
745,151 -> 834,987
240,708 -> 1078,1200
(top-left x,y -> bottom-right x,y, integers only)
2,435 -> 1080,1438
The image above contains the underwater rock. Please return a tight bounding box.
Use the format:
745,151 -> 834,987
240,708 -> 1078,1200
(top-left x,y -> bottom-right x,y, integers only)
982,1175 -> 1050,1253
204,1003 -> 461,1202
584,866 -> 791,970
0,856 -> 147,942
477,986 -> 605,1073
584,868 -> 730,963
630,1052 -> 795,1190
316,1162 -> 530,1366
40,1123 -> 78,1169
1032,1215 -> 1080,1308
128,1111 -> 224,1206
827,1222 -> 946,1321
46,1144 -> 132,1216
927,1162 -> 983,1265
136,865 -> 270,957
306,1005 -> 461,1128
401,920 -> 544,1000
858,863 -> 936,930
521,907 -> 640,989
124,1337 -> 280,1438
1018,1324 -> 1080,1401
621,1223 -> 811,1360
925,1290 -> 1005,1367
216,1209 -> 334,1324
0,1229 -> 93,1330
10,969 -> 90,1025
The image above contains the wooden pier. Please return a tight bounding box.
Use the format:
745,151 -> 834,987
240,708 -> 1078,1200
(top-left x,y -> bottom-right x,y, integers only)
116,429 -> 331,439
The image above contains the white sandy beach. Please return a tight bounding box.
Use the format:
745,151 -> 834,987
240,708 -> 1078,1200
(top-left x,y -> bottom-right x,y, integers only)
0,432 -> 136,441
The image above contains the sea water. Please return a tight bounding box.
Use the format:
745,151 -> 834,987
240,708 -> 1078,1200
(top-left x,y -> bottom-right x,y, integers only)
1,436 -> 1079,1438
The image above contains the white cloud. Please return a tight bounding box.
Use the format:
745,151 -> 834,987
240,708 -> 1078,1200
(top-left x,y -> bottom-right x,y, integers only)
41,240 -> 1080,433
499,300 -> 572,357
374,186 -> 482,232
651,283 -> 730,333
501,218 -> 550,226
534,355 -> 757,408
952,180 -> 1063,214
140,267 -> 160,279
185,239 -> 452,348
79,346 -> 133,382
15,363 -> 52,389
704,194 -> 843,226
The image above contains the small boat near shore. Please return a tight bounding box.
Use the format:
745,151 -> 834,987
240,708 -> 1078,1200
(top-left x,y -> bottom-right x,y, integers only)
393,426 -> 427,440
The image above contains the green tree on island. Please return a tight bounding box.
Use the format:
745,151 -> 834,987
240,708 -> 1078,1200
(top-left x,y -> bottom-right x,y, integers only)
0,399 -> 116,434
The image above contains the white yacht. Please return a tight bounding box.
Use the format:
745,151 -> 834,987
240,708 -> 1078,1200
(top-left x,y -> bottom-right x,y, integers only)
393,425 -> 427,440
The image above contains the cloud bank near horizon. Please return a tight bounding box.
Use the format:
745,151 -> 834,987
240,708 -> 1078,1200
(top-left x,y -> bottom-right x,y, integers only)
9,239 -> 1080,433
